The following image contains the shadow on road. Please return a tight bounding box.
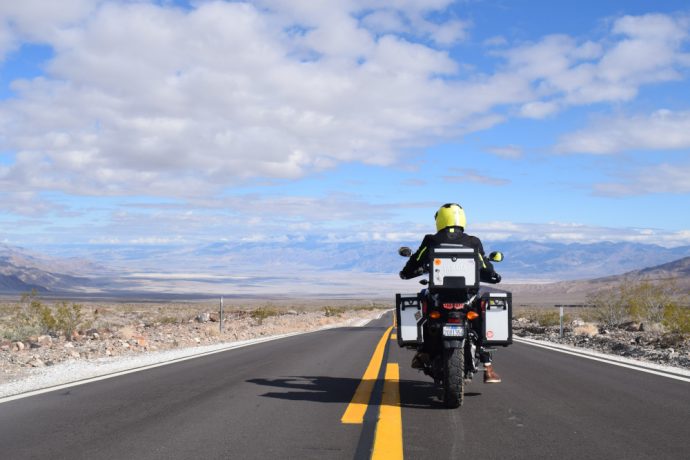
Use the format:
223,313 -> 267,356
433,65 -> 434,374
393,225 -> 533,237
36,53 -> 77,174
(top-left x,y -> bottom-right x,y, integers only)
247,376 -> 482,410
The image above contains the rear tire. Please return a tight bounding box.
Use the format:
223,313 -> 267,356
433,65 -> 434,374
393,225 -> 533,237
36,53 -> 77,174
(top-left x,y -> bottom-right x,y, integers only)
443,346 -> 464,408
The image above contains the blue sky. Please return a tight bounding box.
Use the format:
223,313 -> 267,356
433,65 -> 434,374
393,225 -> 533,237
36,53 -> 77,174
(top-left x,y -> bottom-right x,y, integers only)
1,0 -> 689,248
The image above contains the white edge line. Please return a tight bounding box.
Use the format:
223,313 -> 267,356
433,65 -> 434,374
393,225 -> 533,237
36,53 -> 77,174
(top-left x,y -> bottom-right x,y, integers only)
514,337 -> 690,383
0,312 -> 391,405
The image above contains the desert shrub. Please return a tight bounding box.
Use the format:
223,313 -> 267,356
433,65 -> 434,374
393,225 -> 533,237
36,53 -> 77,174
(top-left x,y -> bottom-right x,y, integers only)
573,323 -> 599,337
662,305 -> 690,335
251,307 -> 280,325
159,316 -> 179,324
587,287 -> 630,327
587,279 -> 685,328
55,302 -> 83,340
622,280 -> 671,324
2,324 -> 41,342
539,310 -> 566,327
521,309 -> 568,327
16,290 -> 56,335
323,306 -> 346,317
9,292 -> 87,340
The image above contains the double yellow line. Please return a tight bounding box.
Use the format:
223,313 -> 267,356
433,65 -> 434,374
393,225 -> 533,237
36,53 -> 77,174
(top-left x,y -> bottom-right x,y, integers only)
341,325 -> 404,459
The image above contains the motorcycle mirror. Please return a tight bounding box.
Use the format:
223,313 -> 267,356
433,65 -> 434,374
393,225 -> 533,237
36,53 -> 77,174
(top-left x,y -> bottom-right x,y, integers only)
489,251 -> 504,263
398,246 -> 412,257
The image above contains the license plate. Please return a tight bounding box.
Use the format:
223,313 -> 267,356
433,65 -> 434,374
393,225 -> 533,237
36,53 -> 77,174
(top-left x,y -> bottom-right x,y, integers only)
443,325 -> 465,337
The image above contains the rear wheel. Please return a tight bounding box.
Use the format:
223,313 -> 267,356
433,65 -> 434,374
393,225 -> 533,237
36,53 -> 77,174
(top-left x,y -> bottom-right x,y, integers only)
443,346 -> 464,408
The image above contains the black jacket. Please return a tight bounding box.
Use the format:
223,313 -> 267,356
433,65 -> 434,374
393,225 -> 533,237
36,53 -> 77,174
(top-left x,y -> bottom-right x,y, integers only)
400,226 -> 497,281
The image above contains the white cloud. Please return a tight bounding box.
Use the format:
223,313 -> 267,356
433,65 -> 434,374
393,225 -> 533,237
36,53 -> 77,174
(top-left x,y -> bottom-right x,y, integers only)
0,191 -> 65,216
0,1 -> 476,197
519,101 -> 559,119
502,14 -> 689,109
483,35 -> 507,47
0,0 -> 97,61
475,221 -> 690,248
0,5 -> 688,200
556,109 -> 690,154
594,163 -> 690,196
443,168 -> 510,186
485,145 -> 523,159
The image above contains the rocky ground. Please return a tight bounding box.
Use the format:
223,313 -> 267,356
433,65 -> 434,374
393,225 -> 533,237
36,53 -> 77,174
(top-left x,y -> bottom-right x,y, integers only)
513,317 -> 690,369
0,303 -> 386,385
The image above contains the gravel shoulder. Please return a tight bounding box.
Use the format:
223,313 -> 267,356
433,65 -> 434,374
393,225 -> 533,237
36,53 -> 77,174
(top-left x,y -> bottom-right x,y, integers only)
1,301 -> 387,397
512,317 -> 690,371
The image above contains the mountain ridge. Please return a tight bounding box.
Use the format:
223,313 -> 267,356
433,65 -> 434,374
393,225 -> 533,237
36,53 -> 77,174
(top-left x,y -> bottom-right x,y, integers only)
2,240 -> 690,295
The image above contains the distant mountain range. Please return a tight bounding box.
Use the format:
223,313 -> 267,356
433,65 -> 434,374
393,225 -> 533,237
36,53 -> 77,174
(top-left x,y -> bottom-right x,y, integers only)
0,244 -> 100,293
2,240 -> 690,297
505,255 -> 690,307
591,255 -> 690,291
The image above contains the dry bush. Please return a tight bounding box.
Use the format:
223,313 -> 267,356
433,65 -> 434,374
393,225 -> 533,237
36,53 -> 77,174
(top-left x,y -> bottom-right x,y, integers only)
520,309 -> 569,327
205,325 -> 221,337
158,316 -> 179,324
323,306 -> 346,317
251,307 -> 280,325
587,279 -> 686,331
573,323 -> 599,337
622,280 -> 675,324
55,302 -> 84,340
2,291 -> 88,340
117,326 -> 137,340
663,305 -> 690,334
587,287 -> 630,327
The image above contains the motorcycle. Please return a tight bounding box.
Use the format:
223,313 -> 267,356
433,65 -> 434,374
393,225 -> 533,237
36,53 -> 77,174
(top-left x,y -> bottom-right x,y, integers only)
396,244 -> 511,408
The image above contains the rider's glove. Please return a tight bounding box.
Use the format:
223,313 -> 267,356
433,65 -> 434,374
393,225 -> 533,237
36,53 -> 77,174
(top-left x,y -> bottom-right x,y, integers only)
491,273 -> 502,283
399,271 -> 407,280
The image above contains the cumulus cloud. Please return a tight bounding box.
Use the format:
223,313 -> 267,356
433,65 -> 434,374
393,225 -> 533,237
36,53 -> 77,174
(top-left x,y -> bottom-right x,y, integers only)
556,109 -> 690,154
0,1 -> 478,197
0,0 -> 97,60
504,14 -> 690,113
594,163 -> 690,196
0,4 -> 688,200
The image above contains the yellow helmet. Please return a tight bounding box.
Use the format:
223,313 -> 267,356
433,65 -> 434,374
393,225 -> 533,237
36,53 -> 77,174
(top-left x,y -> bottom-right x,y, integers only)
435,203 -> 466,231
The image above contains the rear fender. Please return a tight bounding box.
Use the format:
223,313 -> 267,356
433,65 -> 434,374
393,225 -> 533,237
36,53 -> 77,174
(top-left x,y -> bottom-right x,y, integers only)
443,339 -> 464,349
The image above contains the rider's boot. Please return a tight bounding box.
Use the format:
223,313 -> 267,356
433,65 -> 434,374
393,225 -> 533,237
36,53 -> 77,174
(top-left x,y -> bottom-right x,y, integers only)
483,363 -> 501,383
411,352 -> 430,369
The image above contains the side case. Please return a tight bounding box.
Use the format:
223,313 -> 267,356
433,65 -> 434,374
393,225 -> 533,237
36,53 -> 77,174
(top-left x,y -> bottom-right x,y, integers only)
481,292 -> 513,346
395,294 -> 423,348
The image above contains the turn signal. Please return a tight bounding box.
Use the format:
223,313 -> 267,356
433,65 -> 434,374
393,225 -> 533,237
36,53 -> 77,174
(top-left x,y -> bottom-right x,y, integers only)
429,311 -> 441,320
466,311 -> 479,321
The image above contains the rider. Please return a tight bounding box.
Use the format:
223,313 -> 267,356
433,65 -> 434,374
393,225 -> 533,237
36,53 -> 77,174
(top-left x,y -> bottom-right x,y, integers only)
399,203 -> 502,384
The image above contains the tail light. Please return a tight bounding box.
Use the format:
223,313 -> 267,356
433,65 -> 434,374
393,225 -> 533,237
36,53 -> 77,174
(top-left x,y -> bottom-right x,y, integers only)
443,303 -> 465,310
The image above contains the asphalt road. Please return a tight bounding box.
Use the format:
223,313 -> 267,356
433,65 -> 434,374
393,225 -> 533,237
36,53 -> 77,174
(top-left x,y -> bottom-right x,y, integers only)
1,312 -> 688,459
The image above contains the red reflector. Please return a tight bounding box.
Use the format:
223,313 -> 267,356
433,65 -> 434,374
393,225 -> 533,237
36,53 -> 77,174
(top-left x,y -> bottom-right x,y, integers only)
443,303 -> 464,310
447,318 -> 461,323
